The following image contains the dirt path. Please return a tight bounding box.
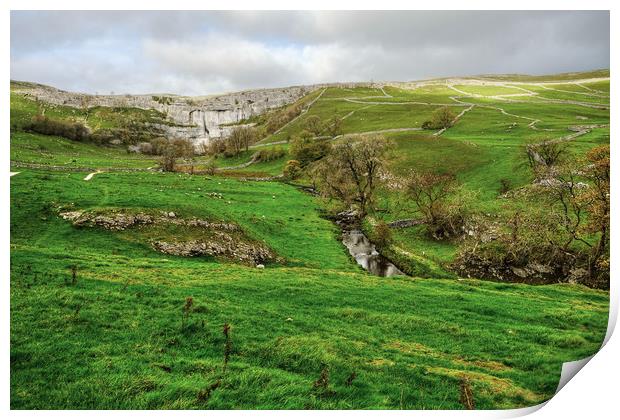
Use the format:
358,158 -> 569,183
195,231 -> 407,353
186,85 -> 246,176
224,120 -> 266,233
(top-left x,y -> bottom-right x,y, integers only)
341,104 -> 377,120
219,154 -> 261,170
449,96 -> 556,132
272,88 -> 327,136
433,104 -> 475,136
526,124 -> 608,166
250,140 -> 288,149
84,170 -> 102,181
379,86 -> 392,98
343,97 -> 466,107
333,127 -> 424,138
537,84 -> 609,98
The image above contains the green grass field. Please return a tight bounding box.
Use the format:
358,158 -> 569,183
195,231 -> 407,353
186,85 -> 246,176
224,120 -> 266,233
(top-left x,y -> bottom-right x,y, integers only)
10,70 -> 611,409
10,170 -> 609,409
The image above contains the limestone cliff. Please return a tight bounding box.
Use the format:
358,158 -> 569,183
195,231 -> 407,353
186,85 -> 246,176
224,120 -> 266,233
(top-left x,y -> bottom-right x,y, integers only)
11,81 -> 319,146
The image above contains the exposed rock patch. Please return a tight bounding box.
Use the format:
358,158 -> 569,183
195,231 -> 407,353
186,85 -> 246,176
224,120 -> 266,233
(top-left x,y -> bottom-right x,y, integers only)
60,208 -> 275,265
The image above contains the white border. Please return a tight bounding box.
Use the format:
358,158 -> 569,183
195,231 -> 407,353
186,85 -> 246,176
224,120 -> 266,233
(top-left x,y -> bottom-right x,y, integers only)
3,1 -> 617,419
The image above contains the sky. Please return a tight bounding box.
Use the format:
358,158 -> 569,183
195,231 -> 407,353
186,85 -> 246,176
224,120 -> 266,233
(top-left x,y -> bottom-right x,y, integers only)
10,10 -> 610,96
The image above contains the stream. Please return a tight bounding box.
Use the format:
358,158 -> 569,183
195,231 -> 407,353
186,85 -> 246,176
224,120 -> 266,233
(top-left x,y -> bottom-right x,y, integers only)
341,230 -> 405,277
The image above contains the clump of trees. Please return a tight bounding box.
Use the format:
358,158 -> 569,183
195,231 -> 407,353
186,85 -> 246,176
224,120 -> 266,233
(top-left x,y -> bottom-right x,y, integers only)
457,145 -> 610,288
405,171 -> 471,239
26,115 -> 91,141
304,116 -> 324,136
206,126 -> 260,157
224,126 -> 260,156
283,160 -> 302,180
159,138 -> 195,172
302,114 -> 343,137
313,135 -> 389,216
290,131 -> 332,167
265,103 -> 303,134
253,147 -> 286,163
422,106 -> 456,130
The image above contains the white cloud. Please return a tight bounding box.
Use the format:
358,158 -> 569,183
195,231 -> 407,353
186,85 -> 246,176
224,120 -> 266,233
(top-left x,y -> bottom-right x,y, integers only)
10,11 -> 610,95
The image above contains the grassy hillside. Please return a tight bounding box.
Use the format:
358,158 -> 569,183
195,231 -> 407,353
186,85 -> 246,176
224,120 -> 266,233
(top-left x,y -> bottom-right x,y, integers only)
11,170 -> 608,409
10,70 -> 610,409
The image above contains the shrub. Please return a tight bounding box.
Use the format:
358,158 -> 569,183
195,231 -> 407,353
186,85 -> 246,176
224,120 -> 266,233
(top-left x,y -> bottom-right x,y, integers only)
26,115 -> 91,141
265,103 -> 303,134
290,131 -> 332,166
405,171 -> 471,239
149,137 -> 169,155
159,138 -> 195,172
373,221 -> 392,250
204,158 -> 217,175
422,106 -> 456,130
283,160 -> 302,180
90,129 -> 115,145
303,115 -> 324,135
254,147 -> 286,162
206,138 -> 227,156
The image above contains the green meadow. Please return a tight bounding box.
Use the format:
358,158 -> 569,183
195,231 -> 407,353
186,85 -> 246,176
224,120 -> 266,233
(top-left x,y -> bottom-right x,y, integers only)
10,70 -> 610,409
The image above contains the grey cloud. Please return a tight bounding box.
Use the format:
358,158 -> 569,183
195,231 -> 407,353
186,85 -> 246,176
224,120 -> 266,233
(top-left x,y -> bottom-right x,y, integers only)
10,10 -> 609,95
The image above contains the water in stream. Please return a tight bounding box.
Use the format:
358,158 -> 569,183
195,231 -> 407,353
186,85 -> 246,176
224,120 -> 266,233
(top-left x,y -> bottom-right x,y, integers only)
341,230 -> 405,277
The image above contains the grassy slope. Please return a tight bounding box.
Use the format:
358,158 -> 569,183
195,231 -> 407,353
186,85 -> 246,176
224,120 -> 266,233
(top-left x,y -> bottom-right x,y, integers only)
10,91 -> 167,131
10,170 -> 608,409
10,71 -> 611,409
475,69 -> 609,82
10,131 -> 157,169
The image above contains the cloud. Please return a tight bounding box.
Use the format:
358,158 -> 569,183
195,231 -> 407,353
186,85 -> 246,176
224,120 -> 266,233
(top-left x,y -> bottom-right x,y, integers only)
10,10 -> 610,95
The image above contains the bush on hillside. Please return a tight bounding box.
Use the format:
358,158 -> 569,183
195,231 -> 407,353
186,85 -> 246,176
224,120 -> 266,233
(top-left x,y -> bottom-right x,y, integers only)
283,160 -> 302,180
372,221 -> 393,250
290,131 -> 332,166
265,103 -> 303,134
405,171 -> 472,239
159,138 -> 195,172
254,147 -> 286,162
26,115 -> 91,142
422,106 -> 456,130
303,115 -> 324,135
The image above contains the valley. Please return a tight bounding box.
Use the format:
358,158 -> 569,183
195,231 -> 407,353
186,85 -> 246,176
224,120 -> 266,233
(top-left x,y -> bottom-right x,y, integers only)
10,69 -> 610,409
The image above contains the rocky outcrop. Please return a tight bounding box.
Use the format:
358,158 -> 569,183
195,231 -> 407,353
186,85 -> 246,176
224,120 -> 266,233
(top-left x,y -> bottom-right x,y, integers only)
59,208 -> 275,265
12,80 -> 381,148
152,235 -> 274,265
13,81 -> 316,147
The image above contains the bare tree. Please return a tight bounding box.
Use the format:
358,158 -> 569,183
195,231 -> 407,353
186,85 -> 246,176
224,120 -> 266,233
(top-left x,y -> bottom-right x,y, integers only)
226,126 -> 259,156
326,115 -> 343,137
406,171 -> 456,225
524,140 -> 570,176
159,138 -> 195,172
304,115 -> 324,136
316,135 -> 389,216
405,171 -> 469,239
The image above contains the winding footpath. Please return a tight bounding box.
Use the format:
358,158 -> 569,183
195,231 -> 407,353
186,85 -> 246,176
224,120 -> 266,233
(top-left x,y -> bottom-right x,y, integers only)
272,88 -> 327,136
84,170 -> 102,181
